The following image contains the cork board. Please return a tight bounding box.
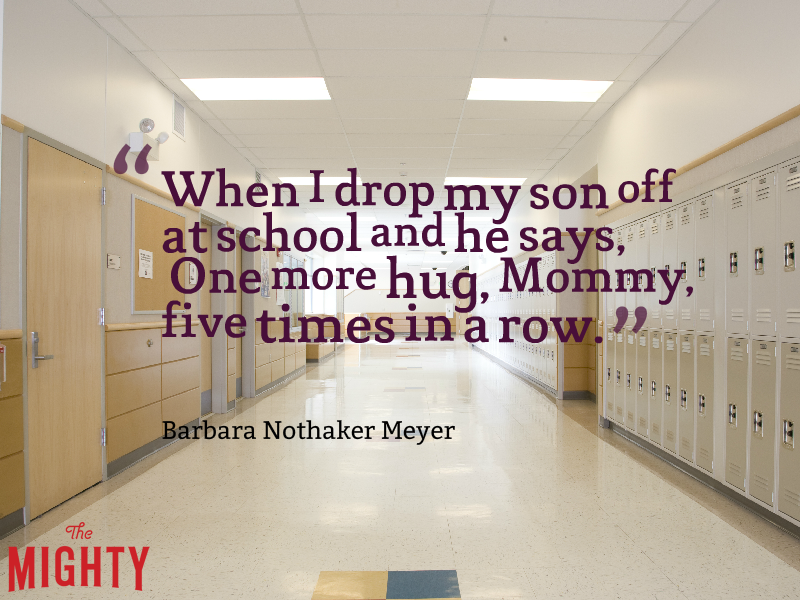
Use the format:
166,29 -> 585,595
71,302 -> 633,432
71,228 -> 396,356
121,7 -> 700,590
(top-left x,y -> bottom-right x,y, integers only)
132,197 -> 185,313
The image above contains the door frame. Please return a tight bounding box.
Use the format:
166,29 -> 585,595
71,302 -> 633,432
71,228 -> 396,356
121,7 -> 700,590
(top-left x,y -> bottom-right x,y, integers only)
20,127 -> 107,522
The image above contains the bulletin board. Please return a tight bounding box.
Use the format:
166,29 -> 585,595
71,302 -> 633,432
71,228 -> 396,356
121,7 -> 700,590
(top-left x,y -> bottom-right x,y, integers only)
131,196 -> 186,313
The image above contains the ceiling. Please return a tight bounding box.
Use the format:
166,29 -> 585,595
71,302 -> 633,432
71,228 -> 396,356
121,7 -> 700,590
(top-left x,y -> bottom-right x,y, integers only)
72,0 -> 715,271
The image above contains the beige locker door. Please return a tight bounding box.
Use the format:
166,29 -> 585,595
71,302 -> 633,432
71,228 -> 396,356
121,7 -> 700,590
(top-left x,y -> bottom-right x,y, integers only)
663,333 -> 678,453
605,325 -> 615,418
199,227 -> 212,415
726,181 -> 749,335
662,210 -> 678,330
750,340 -> 776,506
725,338 -> 748,491
635,331 -> 649,436
678,334 -> 695,462
624,329 -> 637,430
235,240 -> 243,396
779,342 -> 800,521
27,139 -> 102,518
647,215 -> 663,329
614,331 -> 624,422
649,331 -> 663,445
696,335 -> 714,473
749,172 -> 777,337
694,195 -> 715,332
778,163 -> 800,338
677,203 -> 696,330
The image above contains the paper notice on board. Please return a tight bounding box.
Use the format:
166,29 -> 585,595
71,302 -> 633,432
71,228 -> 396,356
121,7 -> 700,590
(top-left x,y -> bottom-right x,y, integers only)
138,249 -> 153,279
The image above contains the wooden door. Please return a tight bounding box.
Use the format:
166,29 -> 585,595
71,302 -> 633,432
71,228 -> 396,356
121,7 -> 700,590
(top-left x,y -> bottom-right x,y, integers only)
199,227 -> 212,415
27,139 -> 103,518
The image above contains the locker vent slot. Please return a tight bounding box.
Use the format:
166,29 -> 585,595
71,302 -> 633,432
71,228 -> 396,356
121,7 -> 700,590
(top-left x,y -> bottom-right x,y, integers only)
754,186 -> 772,202
616,406 -> 623,416
666,339 -> 675,351
700,343 -> 711,356
652,423 -> 660,435
666,430 -> 675,442
639,416 -> 647,428
652,308 -> 661,319
627,230 -> 634,242
786,309 -> 800,324
652,338 -> 660,349
665,215 -> 675,230
730,309 -> 745,322
627,334 -> 634,344
699,207 -> 710,219
787,171 -> 800,192
752,475 -> 770,496
627,410 -> 634,421
756,309 -> 772,323
665,309 -> 675,319
785,355 -> 800,371
681,438 -> 691,452
783,488 -> 800,509
699,309 -> 712,322
699,447 -> 710,460
639,336 -> 647,347
616,333 -> 623,342
680,212 -> 691,225
728,462 -> 742,477
755,350 -> 772,366
681,309 -> 691,320
730,196 -> 744,210
651,220 -> 659,234
638,226 -> 646,239
681,341 -> 691,353
730,348 -> 745,362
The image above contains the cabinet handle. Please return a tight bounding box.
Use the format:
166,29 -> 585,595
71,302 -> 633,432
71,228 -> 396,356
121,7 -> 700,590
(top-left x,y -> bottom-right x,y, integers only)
147,339 -> 154,347
31,331 -> 54,369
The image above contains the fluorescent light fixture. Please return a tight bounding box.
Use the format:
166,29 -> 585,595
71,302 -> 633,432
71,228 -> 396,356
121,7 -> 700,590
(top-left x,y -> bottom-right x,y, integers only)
468,78 -> 612,102
464,216 -> 492,222
181,78 -> 330,100
280,176 -> 363,186
317,215 -> 375,222
444,177 -> 527,186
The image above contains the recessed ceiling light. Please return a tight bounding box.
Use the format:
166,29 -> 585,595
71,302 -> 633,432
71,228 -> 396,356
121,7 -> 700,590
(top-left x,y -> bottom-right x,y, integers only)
467,78 -> 612,102
181,78 -> 331,101
444,177 -> 527,186
280,176 -> 363,186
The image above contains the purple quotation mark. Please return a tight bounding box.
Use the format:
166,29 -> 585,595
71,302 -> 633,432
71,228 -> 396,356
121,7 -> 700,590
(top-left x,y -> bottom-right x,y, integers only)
113,144 -> 151,175
614,306 -> 648,333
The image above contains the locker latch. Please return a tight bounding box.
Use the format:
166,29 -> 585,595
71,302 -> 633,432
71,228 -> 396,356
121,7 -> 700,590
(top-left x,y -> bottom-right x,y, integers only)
753,411 -> 764,436
651,381 -> 656,397
680,389 -> 688,409
680,262 -> 687,281
626,373 -> 631,388
638,376 -> 643,393
785,242 -> 795,271
664,384 -> 671,404
697,258 -> 705,280
754,248 -> 764,274
616,369 -> 621,385
607,367 -> 611,381
784,420 -> 795,449
698,394 -> 706,415
729,252 -> 738,275
728,403 -> 737,426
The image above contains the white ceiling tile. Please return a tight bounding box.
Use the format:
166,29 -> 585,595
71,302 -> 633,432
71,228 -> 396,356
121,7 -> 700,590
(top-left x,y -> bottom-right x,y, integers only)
581,102 -> 612,121
206,100 -> 339,119
448,158 -> 540,170
597,80 -> 633,104
237,147 -> 264,167
450,147 -> 550,160
264,159 -> 355,170
238,133 -> 350,147
342,119 -> 459,134
546,148 -> 569,160
207,119 -> 233,135
73,0 -> 113,17
223,134 -> 245,147
492,0 -> 685,20
94,17 -> 149,51
161,78 -> 200,103
617,54 -> 659,81
357,168 -> 445,179
568,121 -> 595,137
318,49 -> 476,77
473,51 -> 635,80
223,119 -> 344,135
305,15 -> 485,49
104,0 -> 298,16
253,147 -> 354,159
132,51 -> 176,79
458,119 -> 575,136
529,169 -> 551,182
673,0 -> 718,22
326,77 -> 470,100
455,134 -> 563,148
186,100 -> 218,119
356,157 -> 450,169
350,147 -> 453,159
446,168 -> 533,177
641,22 -> 691,56
299,0 -> 491,15
156,50 -> 321,78
348,133 -> 455,147
557,135 -> 581,149
335,99 -> 464,119
122,16 -> 311,51
483,17 -> 664,54
536,159 -> 558,170
462,101 -> 591,120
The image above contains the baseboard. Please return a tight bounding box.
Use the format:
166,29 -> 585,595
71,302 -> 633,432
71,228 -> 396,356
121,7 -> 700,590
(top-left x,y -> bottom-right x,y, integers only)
0,508 -> 24,540
255,364 -> 307,396
610,422 -> 800,540
471,344 -> 558,400
306,343 -> 344,363
107,418 -> 200,479
563,390 -> 597,401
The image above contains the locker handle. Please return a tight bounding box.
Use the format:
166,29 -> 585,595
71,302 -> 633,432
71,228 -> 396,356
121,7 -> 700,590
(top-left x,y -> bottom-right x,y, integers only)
698,258 -> 705,280
728,403 -> 737,426
680,262 -> 687,281
626,373 -> 631,389
664,384 -> 671,404
785,242 -> 795,272
784,420 -> 795,449
754,248 -> 764,274
680,389 -> 687,409
651,381 -> 656,397
638,376 -> 643,393
616,369 -> 621,385
753,411 -> 764,436
729,253 -> 738,275
698,394 -> 706,415
31,332 -> 54,369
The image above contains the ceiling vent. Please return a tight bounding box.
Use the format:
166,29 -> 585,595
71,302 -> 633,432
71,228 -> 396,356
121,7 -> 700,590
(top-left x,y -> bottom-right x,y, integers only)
255,170 -> 262,183
173,97 -> 186,140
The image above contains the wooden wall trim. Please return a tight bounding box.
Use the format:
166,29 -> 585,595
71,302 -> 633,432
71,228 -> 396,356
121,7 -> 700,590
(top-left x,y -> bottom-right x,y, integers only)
596,102 -> 800,217
1,115 -> 24,133
0,330 -> 23,340
105,320 -> 200,332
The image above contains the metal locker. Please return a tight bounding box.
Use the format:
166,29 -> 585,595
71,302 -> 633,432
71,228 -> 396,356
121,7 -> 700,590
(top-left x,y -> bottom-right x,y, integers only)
614,329 -> 625,422
725,337 -> 748,491
750,339 -> 776,506
649,330 -> 663,445
648,214 -> 663,329
778,162 -> 800,338
749,172 -> 777,337
609,227 -> 625,322
678,334 -> 695,462
696,334 -> 714,473
677,202 -> 696,331
606,324 -> 616,419
635,221 -> 650,318
663,332 -> 679,453
636,330 -> 649,437
625,328 -> 637,430
694,194 -> 715,333
662,209 -> 679,330
779,342 -> 800,521
625,225 -> 637,317
726,181 -> 749,335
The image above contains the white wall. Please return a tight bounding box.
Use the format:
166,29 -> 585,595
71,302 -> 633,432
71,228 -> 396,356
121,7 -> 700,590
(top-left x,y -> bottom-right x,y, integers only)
345,288 -> 453,314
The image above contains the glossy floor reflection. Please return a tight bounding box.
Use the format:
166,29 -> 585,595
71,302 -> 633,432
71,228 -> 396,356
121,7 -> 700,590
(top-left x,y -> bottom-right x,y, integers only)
2,339 -> 800,599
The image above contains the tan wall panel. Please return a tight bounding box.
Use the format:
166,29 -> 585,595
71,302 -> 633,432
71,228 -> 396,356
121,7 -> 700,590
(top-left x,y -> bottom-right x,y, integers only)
0,397 -> 23,458
161,329 -> 200,363
296,342 -> 306,356
0,339 -> 23,399
228,332 -> 236,349
106,364 -> 161,419
106,402 -> 162,463
256,363 -> 271,389
272,342 -> 285,359
296,352 -> 306,369
227,373 -> 236,400
162,387 -> 199,427
563,344 -> 589,368
564,367 -> 589,392
0,452 -> 24,518
227,347 -> 236,375
106,329 -> 161,374
272,357 -> 285,380
199,228 -> 212,392
256,343 -> 271,367
162,356 -> 200,399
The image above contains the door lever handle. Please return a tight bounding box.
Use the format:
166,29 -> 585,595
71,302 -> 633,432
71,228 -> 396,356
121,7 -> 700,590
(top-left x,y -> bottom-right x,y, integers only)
31,331 -> 54,368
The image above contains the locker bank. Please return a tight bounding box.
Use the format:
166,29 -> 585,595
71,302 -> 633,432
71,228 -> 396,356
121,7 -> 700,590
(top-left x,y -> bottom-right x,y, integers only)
1,0 -> 800,598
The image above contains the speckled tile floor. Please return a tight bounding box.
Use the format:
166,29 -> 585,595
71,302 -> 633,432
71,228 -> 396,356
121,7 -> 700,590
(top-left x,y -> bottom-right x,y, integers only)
2,339 -> 799,598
